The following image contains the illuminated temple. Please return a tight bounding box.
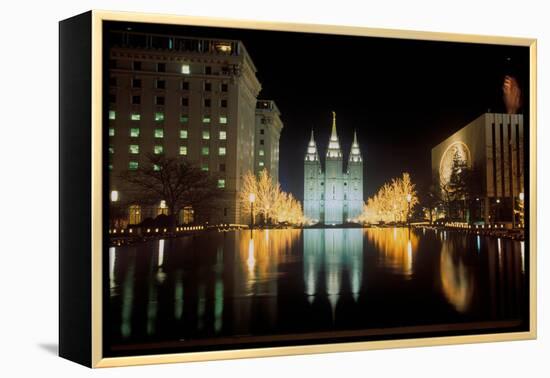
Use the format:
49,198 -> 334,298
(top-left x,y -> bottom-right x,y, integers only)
304,112 -> 364,224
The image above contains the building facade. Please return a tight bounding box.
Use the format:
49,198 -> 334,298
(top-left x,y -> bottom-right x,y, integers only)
254,100 -> 283,182
107,30 -> 267,225
431,112 -> 524,224
304,112 -> 364,224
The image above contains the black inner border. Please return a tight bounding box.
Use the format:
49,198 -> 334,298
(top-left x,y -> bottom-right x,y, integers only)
101,19 -> 531,359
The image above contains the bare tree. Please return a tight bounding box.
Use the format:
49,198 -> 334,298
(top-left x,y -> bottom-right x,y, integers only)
120,154 -> 219,230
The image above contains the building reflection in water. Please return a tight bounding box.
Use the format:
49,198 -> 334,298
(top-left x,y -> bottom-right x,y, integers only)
439,239 -> 474,313
233,229 -> 300,334
109,246 -> 116,290
120,248 -> 135,338
109,228 -> 526,346
303,229 -> 363,319
364,228 -> 418,278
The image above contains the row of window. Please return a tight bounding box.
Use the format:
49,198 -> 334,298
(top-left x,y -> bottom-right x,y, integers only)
110,145 -> 228,156
108,110 -> 228,124
108,127 -> 228,141
110,94 -> 228,108
110,77 -> 229,93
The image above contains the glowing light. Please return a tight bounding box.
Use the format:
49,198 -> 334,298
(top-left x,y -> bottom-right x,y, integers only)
109,246 -> 116,289
110,190 -> 119,202
519,192 -> 524,201
247,238 -> 255,274
158,239 -> 165,267
181,64 -> 190,74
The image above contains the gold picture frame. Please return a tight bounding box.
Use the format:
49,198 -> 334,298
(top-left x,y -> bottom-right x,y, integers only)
59,10 -> 537,368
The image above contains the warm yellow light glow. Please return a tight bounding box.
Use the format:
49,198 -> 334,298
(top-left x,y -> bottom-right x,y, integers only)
249,192 -> 256,203
356,173 -> 418,224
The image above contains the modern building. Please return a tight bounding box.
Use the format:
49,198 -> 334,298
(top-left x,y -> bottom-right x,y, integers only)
254,100 -> 283,182
304,112 -> 364,224
431,112 -> 524,224
107,30 -> 266,225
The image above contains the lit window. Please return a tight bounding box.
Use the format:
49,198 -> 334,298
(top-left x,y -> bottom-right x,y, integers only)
217,179 -> 225,189
201,147 -> 209,155
131,113 -> 141,121
129,145 -> 139,154
154,129 -> 164,138
180,115 -> 189,123
259,149 -> 265,156
153,164 -> 161,171
128,204 -> 141,224
202,116 -> 211,123
259,161 -> 264,167
202,131 -> 210,140
154,112 -> 165,122
179,146 -> 187,155
219,116 -> 228,124
109,128 -> 115,137
109,110 -> 116,120
219,147 -> 226,156
181,64 -> 190,74
154,145 -> 164,154
219,131 -> 227,140
180,130 -> 188,139
201,163 -> 209,171
129,161 -> 139,170
130,128 -> 140,137
110,190 -> 119,202
109,146 -> 114,154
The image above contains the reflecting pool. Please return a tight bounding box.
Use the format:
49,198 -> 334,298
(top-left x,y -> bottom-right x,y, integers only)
107,228 -> 527,355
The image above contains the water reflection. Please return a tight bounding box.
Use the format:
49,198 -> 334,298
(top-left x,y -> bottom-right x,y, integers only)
108,228 -> 527,349
364,228 -> 418,278
303,229 -> 363,317
439,239 -> 474,313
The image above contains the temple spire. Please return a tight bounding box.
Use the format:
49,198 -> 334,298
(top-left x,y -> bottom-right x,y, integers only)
349,129 -> 362,162
330,111 -> 337,140
305,128 -> 319,161
327,111 -> 342,158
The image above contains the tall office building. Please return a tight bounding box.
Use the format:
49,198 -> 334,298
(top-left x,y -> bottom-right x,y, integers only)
107,30 -> 262,225
303,112 -> 364,224
431,112 -> 524,224
254,100 -> 283,182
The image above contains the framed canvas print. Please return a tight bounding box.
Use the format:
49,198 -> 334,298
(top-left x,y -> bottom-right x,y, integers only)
59,10 -> 537,368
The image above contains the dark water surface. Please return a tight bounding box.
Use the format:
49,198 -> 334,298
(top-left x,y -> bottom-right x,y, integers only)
106,228 -> 527,355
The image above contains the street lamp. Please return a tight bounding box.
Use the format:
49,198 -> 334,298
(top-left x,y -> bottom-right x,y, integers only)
406,193 -> 412,228
248,192 -> 256,229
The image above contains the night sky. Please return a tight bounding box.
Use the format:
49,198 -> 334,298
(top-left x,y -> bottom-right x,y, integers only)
106,21 -> 529,201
